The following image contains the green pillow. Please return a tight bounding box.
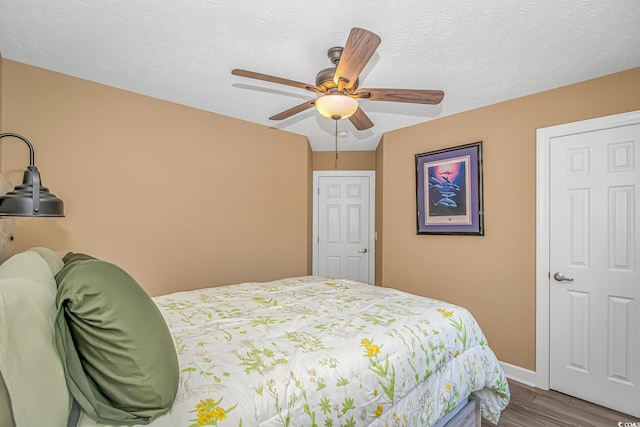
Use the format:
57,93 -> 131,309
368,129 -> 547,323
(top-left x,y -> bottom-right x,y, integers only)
55,253 -> 178,425
28,247 -> 64,275
61,251 -> 95,265
0,360 -> 16,427
0,251 -> 69,427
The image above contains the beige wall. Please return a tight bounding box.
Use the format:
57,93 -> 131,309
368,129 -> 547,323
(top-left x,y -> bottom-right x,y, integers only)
312,150 -> 376,170
1,60 -> 311,296
377,67 -> 640,370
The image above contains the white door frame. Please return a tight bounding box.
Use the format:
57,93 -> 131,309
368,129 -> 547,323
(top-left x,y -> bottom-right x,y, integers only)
535,109 -> 640,389
312,170 -> 376,284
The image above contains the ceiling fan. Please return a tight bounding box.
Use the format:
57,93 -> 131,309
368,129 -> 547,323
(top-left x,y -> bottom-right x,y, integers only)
231,27 -> 444,131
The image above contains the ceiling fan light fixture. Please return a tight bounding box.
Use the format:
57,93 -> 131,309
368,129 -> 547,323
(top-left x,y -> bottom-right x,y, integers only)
232,27 -> 442,132
315,93 -> 358,120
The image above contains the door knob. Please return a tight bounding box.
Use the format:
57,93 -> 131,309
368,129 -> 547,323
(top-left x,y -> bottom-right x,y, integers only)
553,272 -> 574,282
358,248 -> 368,253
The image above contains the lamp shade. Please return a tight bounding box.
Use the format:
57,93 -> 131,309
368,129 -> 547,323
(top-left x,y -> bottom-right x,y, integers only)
0,166 -> 64,217
315,93 -> 359,120
0,133 -> 65,217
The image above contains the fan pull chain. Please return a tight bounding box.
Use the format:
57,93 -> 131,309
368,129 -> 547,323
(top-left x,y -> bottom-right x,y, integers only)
334,119 -> 338,170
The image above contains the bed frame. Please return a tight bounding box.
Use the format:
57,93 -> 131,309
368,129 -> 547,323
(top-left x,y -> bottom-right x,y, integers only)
442,398 -> 481,427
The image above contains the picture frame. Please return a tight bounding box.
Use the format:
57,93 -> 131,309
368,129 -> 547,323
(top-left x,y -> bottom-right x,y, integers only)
415,141 -> 484,235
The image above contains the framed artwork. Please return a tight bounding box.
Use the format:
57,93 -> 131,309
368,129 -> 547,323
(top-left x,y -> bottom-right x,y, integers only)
415,141 -> 484,235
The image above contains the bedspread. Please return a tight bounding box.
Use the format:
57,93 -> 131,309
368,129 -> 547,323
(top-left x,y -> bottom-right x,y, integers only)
78,276 -> 509,427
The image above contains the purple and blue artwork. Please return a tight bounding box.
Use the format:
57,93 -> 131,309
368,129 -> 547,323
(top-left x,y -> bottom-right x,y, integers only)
427,160 -> 467,217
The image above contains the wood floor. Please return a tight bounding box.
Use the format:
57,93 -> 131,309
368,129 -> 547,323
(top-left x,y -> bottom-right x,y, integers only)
481,379 -> 638,427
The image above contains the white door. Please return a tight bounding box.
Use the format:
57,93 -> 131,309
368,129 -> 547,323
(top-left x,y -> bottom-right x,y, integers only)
549,122 -> 640,417
313,171 -> 375,284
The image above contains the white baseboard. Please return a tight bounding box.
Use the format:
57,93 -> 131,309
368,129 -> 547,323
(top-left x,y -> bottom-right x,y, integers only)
500,361 -> 536,387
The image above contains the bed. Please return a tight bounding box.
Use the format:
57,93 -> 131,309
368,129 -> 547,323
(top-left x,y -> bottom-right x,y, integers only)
0,250 -> 509,427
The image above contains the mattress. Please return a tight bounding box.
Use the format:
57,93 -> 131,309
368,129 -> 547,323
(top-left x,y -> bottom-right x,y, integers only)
77,276 -> 509,426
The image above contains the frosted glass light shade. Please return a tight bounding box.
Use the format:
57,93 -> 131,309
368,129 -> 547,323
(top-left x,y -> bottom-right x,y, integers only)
315,94 -> 358,120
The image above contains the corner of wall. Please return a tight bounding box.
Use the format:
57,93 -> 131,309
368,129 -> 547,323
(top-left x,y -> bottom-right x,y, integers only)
307,140 -> 313,275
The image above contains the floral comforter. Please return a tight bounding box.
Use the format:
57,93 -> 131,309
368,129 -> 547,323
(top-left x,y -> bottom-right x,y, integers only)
78,276 -> 509,427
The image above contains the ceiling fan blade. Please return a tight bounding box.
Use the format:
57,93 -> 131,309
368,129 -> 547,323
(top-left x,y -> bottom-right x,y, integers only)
355,88 -> 445,104
334,28 -> 381,92
232,69 -> 324,94
269,100 -> 316,120
348,107 -> 374,130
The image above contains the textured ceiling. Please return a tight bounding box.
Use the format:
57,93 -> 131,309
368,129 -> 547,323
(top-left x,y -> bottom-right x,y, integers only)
1,0 -> 639,151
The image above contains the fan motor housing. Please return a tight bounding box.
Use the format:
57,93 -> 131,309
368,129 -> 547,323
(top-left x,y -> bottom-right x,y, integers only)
315,47 -> 359,93
316,68 -> 359,93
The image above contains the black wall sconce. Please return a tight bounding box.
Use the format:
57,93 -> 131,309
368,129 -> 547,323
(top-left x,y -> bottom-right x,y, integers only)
0,132 -> 64,217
